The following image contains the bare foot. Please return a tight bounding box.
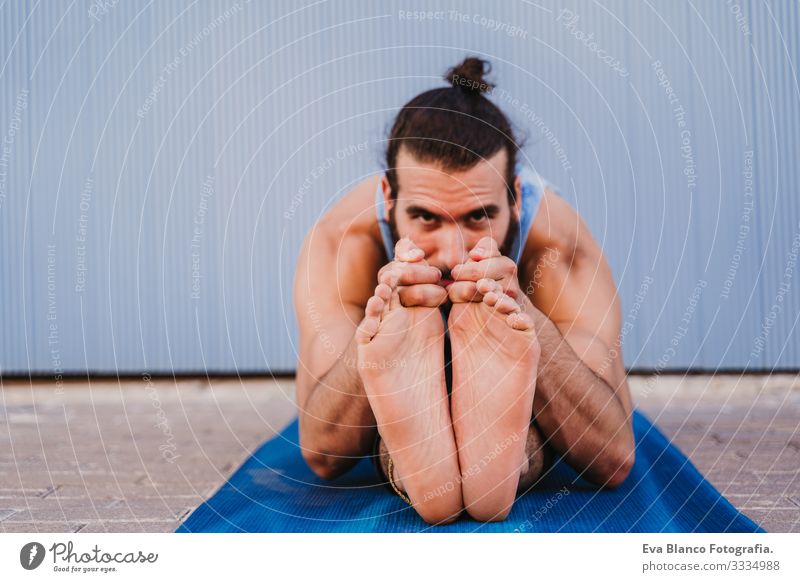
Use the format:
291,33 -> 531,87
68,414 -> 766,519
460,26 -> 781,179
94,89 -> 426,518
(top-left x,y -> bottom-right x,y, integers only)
448,278 -> 540,522
356,271 -> 462,524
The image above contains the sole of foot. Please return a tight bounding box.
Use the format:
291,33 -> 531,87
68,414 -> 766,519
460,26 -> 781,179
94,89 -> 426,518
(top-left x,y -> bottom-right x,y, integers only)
357,281 -> 463,524
448,278 -> 540,522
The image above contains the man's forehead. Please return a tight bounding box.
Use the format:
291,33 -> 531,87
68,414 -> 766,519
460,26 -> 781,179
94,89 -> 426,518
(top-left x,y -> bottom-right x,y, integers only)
394,149 -> 509,207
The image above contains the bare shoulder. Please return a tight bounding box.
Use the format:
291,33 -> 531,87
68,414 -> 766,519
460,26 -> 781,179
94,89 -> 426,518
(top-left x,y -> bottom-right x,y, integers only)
520,186 -> 603,271
517,184 -> 623,350
315,175 -> 384,240
519,187 -> 578,269
295,175 -> 386,310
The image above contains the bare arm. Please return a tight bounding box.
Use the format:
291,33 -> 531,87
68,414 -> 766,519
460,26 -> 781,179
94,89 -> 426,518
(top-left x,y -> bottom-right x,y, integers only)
521,190 -> 634,488
300,326 -> 378,479
293,224 -> 380,480
294,222 -> 446,480
524,307 -> 633,488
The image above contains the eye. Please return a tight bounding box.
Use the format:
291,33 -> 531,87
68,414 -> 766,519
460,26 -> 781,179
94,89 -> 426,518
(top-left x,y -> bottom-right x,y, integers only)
468,212 -> 489,224
416,212 -> 438,225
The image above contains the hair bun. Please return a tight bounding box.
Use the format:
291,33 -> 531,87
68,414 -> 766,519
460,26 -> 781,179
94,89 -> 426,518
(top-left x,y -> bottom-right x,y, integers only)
446,57 -> 494,95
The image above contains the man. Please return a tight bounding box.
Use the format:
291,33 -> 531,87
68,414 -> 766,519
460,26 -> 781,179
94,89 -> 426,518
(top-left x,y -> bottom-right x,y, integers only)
293,57 -> 634,525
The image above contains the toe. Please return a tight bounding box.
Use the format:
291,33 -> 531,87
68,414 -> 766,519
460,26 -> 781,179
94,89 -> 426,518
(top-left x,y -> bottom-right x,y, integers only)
379,268 -> 401,288
483,290 -> 499,307
497,294 -> 521,314
448,280 -> 481,303
356,315 -> 380,345
507,311 -> 534,331
476,278 -> 498,295
483,288 -> 521,315
388,285 -> 401,311
356,294 -> 386,345
365,294 -> 384,318
375,283 -> 392,302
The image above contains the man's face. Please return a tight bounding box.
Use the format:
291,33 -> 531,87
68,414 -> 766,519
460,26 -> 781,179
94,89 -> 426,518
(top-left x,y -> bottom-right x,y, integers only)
384,148 -> 521,287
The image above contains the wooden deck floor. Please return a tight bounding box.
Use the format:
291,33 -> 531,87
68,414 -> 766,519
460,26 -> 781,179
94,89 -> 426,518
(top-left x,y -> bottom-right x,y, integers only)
1,373 -> 798,533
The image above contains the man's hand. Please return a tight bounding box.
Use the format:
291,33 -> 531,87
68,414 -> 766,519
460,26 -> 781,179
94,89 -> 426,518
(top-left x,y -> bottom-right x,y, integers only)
448,236 -> 527,307
378,237 -> 448,307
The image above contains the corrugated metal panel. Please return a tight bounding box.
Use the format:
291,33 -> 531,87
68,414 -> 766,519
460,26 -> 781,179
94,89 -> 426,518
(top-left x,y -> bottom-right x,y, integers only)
0,0 -> 797,375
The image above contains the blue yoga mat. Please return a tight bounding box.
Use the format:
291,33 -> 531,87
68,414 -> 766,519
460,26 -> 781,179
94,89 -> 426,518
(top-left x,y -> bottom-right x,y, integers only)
177,410 -> 763,533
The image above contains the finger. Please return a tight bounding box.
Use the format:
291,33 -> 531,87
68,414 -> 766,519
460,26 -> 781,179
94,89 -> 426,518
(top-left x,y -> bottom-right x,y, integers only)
468,236 -> 501,261
397,284 -> 449,307
447,280 -> 482,303
394,237 -> 425,262
507,311 -> 535,331
379,262 -> 442,286
452,256 -> 517,285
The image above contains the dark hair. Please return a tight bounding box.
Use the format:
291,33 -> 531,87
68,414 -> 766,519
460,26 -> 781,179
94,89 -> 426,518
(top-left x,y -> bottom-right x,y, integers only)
385,57 -> 520,203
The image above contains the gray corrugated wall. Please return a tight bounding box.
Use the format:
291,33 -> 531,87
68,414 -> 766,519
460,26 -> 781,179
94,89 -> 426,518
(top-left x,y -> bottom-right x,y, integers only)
0,0 -> 797,375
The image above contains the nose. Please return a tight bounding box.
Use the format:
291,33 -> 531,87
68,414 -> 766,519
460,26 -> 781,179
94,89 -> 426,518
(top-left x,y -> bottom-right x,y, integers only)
433,225 -> 470,273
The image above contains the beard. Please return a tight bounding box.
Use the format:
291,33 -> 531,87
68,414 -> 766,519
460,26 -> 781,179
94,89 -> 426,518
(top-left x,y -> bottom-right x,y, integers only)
500,211 -> 519,260
387,204 -> 520,275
